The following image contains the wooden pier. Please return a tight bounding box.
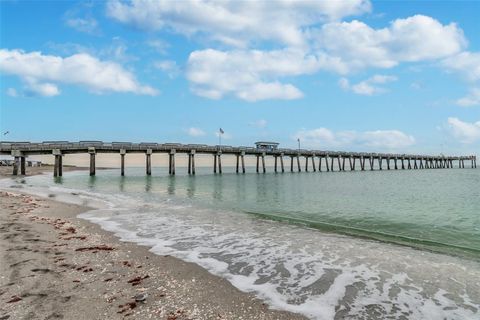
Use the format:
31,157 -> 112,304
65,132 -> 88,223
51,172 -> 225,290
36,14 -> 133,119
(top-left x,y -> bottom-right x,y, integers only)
0,141 -> 476,177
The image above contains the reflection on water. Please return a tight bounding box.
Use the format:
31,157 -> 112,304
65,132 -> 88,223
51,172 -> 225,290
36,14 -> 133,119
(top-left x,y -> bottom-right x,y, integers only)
88,176 -> 97,190
186,176 -> 196,198
166,176 -> 175,195
53,176 -> 63,184
119,176 -> 126,192
212,175 -> 224,201
145,176 -> 152,192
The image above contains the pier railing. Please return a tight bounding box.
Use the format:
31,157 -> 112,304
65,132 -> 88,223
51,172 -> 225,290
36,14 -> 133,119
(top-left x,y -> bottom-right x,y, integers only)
0,141 -> 476,177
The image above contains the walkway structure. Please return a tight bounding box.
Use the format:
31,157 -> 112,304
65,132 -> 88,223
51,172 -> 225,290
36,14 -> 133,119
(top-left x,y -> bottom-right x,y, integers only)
0,141 -> 476,177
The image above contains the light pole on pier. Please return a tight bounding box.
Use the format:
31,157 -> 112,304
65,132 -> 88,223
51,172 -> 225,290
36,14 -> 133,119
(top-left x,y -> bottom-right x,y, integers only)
219,128 -> 224,148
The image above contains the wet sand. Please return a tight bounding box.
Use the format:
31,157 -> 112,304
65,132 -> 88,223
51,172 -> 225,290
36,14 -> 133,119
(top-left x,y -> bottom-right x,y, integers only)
0,177 -> 306,319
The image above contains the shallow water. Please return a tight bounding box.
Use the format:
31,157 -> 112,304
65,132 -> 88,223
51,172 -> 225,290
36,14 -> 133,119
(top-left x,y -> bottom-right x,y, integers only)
2,167 -> 479,319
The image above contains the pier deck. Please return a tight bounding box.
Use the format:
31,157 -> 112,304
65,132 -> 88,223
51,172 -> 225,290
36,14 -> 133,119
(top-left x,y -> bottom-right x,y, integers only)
0,141 -> 476,177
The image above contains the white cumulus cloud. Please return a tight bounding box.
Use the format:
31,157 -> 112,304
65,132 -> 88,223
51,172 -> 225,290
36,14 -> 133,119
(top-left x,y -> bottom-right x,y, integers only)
0,49 -> 158,97
442,51 -> 480,82
295,128 -> 415,150
24,81 -> 60,97
361,130 -> 415,148
107,0 -> 371,47
339,74 -> 397,95
105,2 -> 469,102
447,117 -> 480,143
456,87 -> 480,107
186,48 -> 315,101
183,14 -> 466,101
314,15 -> 466,73
442,52 -> 480,106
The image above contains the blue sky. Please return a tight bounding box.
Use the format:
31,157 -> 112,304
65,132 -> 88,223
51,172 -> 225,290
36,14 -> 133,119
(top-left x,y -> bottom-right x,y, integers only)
1,0 -> 479,155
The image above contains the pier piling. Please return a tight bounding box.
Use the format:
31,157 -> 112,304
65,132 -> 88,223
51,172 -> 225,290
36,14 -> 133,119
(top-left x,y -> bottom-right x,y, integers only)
120,149 -> 126,176
236,154 -> 240,173
213,154 -> 217,174
146,149 -> 152,176
190,150 -> 196,175
20,156 -> 26,175
11,151 -> 23,176
261,153 -> 266,173
53,156 -> 59,177
88,148 -> 96,176
241,152 -> 245,173
52,149 -> 62,177
169,149 -> 176,175
13,157 -> 19,175
58,155 -> 62,176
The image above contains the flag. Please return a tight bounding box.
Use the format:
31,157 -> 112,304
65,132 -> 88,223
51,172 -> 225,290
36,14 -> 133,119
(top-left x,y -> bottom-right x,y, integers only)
219,128 -> 224,134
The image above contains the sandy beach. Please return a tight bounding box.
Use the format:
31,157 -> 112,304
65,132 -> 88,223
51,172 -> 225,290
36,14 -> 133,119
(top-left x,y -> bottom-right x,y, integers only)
0,170 -> 306,320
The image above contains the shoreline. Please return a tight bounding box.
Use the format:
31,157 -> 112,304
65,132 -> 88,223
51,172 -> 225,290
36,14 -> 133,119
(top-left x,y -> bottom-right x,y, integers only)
0,178 -> 306,319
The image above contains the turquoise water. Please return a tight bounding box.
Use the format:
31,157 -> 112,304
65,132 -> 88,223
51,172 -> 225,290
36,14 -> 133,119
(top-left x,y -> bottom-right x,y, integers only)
57,167 -> 480,257
2,167 -> 479,319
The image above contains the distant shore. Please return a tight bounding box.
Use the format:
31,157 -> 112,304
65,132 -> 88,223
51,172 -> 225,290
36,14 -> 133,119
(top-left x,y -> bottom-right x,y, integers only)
0,169 -> 306,319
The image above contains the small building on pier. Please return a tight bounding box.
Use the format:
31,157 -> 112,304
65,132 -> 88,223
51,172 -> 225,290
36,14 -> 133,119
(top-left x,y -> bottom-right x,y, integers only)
255,141 -> 279,151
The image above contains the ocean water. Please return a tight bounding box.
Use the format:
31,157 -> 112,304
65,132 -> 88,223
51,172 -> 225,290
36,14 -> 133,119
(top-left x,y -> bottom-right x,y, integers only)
2,167 -> 479,319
